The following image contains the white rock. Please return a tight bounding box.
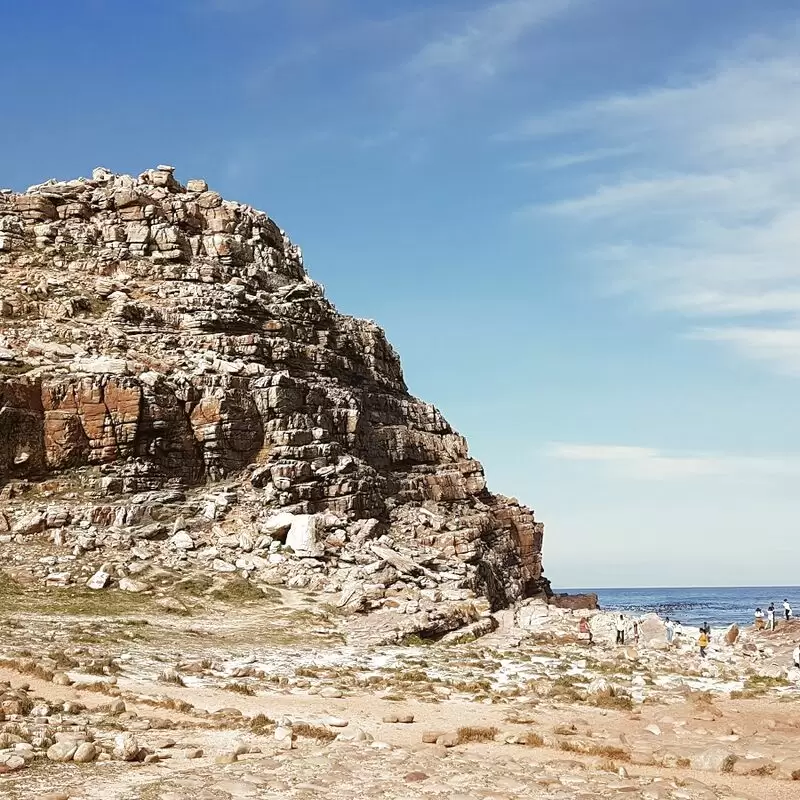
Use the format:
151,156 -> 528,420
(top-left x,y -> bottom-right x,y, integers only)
274,725 -> 295,750
261,512 -> 296,536
286,514 -> 324,557
71,356 -> 128,375
171,531 -> 195,550
86,570 -> 111,590
113,733 -> 141,761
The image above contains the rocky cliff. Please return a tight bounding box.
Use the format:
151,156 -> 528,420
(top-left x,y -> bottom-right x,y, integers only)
0,165 -> 548,637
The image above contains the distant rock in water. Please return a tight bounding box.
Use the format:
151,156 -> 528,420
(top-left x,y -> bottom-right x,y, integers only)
0,166 -> 549,634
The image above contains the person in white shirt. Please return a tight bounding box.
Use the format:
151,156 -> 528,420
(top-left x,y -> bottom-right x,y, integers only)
784,599 -> 793,622
793,644 -> 800,669
665,617 -> 675,645
754,607 -> 765,630
674,621 -> 683,639
615,614 -> 625,645
768,603 -> 776,631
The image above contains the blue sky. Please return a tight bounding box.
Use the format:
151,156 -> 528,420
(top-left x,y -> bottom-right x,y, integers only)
3,1 -> 800,588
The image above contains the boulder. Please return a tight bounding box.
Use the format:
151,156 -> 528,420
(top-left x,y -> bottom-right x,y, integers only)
73,742 -> 97,763
724,624 -> 740,645
86,570 -> 110,590
47,741 -> 78,762
286,514 -> 324,557
691,746 -> 737,773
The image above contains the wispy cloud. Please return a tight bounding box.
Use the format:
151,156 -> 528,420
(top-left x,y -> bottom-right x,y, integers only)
405,0 -> 576,91
531,146 -> 636,171
548,442 -> 800,481
510,35 -> 800,373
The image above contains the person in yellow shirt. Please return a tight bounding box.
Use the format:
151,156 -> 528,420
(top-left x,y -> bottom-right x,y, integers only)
698,628 -> 709,658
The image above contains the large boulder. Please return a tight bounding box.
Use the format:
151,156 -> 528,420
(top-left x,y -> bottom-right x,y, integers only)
286,514 -> 324,558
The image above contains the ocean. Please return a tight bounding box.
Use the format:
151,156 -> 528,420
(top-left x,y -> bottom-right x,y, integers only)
557,586 -> 800,629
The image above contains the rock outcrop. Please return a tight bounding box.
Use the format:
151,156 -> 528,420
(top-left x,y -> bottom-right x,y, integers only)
0,166 -> 549,633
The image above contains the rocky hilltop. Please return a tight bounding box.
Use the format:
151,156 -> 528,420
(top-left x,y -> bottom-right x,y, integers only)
0,165 -> 548,638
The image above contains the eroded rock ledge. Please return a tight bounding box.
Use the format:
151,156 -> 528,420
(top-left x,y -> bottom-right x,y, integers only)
0,165 -> 549,634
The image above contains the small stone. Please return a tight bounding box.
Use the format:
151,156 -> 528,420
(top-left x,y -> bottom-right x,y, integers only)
319,687 -> 343,699
324,716 -> 349,728
109,698 -> 127,714
171,531 -> 195,550
435,732 -> 459,748
422,730 -> 447,744
52,672 -> 73,686
184,748 -> 204,759
405,771 -> 429,783
215,753 -> 238,764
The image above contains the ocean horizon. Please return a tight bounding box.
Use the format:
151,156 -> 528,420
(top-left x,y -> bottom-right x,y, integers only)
555,585 -> 800,629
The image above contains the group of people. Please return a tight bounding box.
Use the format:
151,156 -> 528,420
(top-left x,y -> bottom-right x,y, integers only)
578,599 -> 797,660
605,613 -> 711,657
754,599 -> 792,631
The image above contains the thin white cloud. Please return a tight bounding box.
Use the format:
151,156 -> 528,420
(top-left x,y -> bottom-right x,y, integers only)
548,442 -> 800,481
510,35 -> 800,373
407,0 -> 575,86
690,326 -> 800,374
535,146 -> 636,170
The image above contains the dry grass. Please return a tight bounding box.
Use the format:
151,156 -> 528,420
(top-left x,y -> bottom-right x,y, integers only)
523,731 -> 544,747
505,712 -> 538,725
588,687 -> 633,711
249,714 -> 275,734
456,726 -> 499,744
293,722 -> 337,742
560,740 -> 630,761
224,682 -> 255,696
721,755 -> 738,773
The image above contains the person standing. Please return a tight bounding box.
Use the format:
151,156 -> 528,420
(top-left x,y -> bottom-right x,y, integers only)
754,607 -> 765,630
793,643 -> 800,669
665,616 -> 675,645
633,619 -> 640,646
579,617 -> 593,645
768,603 -> 776,631
674,620 -> 683,640
698,628 -> 709,658
784,599 -> 793,621
616,614 -> 625,645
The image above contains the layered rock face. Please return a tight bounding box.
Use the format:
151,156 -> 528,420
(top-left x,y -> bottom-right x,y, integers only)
0,166 -> 548,632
